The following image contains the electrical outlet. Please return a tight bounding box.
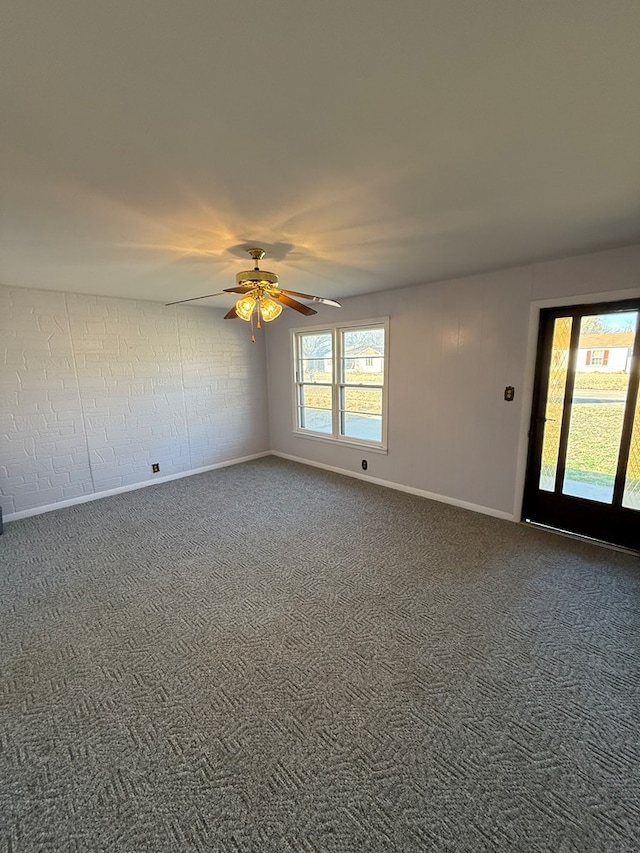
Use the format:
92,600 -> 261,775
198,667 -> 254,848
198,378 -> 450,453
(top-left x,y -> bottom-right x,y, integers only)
151,463 -> 160,473
362,459 -> 368,471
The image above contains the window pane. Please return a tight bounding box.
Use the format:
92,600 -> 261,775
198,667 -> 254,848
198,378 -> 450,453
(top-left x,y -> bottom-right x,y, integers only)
298,332 -> 332,381
298,333 -> 331,363
343,328 -> 384,356
342,412 -> 382,442
299,407 -> 332,433
342,387 -> 382,415
539,317 -> 572,491
299,359 -> 332,382
340,359 -> 384,385
563,312 -> 636,503
300,385 -> 332,410
341,327 -> 385,384
299,332 -> 332,356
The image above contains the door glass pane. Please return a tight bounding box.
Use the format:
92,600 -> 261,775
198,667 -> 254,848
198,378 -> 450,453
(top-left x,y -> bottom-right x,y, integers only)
622,394 -> 640,510
539,317 -> 572,491
562,312 -> 637,503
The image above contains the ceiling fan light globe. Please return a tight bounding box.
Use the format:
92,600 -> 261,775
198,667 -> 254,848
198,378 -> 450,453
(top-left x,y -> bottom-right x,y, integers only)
260,298 -> 283,322
235,294 -> 256,321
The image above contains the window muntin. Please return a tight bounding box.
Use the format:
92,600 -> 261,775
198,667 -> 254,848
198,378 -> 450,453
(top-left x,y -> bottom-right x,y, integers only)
588,348 -> 608,366
294,321 -> 388,448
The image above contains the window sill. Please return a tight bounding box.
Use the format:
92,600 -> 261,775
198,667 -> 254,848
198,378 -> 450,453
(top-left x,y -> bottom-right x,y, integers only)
292,430 -> 388,455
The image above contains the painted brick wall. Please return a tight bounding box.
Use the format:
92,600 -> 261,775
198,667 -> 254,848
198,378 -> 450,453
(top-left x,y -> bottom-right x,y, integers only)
178,306 -> 267,470
0,287 -> 94,514
0,285 -> 269,516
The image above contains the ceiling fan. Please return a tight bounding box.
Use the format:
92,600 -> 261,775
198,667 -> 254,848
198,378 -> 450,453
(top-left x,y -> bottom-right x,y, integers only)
166,247 -> 341,340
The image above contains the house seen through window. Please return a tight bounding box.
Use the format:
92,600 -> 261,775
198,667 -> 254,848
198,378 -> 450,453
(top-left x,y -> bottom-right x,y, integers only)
293,321 -> 388,448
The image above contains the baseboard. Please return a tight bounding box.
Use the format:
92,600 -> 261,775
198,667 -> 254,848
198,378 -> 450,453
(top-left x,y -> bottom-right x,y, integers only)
271,451 -> 515,521
3,451 -> 271,523
4,449 -> 514,524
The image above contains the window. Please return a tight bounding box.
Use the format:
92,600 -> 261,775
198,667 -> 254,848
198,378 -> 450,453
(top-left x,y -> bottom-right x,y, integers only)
293,320 -> 388,449
586,349 -> 609,366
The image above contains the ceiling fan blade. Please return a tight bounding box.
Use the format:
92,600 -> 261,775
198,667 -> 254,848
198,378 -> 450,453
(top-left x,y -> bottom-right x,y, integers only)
165,291 -> 227,306
223,305 -> 239,319
275,292 -> 317,316
279,289 -> 342,308
223,286 -> 253,294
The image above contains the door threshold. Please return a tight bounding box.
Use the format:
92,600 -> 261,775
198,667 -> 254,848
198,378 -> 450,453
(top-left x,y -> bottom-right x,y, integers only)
522,519 -> 639,557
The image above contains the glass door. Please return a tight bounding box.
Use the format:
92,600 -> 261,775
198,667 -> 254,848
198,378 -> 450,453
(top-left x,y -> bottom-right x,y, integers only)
522,299 -> 640,550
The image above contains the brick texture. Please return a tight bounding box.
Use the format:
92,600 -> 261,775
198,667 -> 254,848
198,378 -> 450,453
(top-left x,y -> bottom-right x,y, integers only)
0,286 -> 269,515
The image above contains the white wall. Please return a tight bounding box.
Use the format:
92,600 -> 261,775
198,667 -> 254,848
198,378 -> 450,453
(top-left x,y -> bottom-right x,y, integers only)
266,245 -> 640,518
0,286 -> 269,516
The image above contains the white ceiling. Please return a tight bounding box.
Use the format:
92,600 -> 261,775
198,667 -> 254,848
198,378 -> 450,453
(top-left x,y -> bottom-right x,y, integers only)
2,0 -> 639,309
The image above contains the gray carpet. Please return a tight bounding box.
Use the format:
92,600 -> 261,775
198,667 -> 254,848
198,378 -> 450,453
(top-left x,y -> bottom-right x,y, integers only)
1,457 -> 639,852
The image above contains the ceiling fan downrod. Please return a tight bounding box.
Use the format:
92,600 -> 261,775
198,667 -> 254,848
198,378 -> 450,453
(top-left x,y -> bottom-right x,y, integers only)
247,247 -> 266,270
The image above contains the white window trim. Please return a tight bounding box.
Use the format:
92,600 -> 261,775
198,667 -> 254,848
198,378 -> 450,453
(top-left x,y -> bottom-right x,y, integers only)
291,317 -> 389,452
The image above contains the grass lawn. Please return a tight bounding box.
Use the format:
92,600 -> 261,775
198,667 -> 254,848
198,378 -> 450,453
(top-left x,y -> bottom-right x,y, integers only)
542,372 -> 639,480
573,372 -> 629,391
300,371 -> 383,415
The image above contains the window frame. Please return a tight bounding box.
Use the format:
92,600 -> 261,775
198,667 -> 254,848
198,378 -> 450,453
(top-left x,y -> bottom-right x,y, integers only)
588,348 -> 609,366
291,318 -> 389,452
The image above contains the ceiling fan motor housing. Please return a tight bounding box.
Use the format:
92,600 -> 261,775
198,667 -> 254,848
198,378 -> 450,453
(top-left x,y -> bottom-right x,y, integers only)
236,269 -> 279,288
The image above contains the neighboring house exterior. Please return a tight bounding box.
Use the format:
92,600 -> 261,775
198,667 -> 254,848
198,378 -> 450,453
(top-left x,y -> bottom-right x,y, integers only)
347,346 -> 384,373
323,346 -> 384,374
577,332 -> 634,372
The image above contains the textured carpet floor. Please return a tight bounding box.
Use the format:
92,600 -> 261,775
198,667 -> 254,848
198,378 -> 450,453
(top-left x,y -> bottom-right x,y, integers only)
1,457 -> 639,852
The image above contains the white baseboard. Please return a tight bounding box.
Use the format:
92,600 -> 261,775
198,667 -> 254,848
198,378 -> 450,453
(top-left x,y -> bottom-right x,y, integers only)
4,449 -> 514,524
271,451 -> 515,521
3,451 -> 271,522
